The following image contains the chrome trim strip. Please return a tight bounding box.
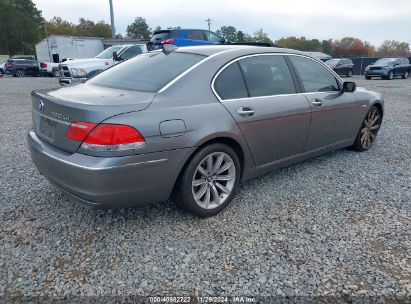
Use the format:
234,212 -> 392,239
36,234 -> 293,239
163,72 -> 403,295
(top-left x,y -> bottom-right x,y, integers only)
210,53 -> 344,102
32,110 -> 72,126
158,48 -> 240,93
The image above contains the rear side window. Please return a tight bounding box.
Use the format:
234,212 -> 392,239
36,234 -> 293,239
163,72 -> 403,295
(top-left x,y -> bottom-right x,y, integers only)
187,30 -> 206,40
214,63 -> 248,100
88,52 -> 205,92
150,30 -> 183,43
289,56 -> 340,92
238,55 -> 296,97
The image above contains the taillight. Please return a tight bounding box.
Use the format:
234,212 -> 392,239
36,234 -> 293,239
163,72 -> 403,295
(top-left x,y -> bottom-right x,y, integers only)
5,63 -> 13,68
161,39 -> 174,45
65,122 -> 97,142
42,63 -> 48,68
67,123 -> 145,152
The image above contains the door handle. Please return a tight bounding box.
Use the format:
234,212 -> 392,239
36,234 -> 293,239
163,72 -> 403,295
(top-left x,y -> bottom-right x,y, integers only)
237,107 -> 255,116
311,99 -> 323,106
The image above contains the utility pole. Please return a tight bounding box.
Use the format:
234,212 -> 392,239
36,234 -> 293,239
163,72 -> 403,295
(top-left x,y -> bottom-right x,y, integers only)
109,0 -> 116,38
205,18 -> 212,31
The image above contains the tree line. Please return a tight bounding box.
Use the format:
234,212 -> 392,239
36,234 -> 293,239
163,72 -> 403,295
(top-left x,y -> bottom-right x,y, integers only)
0,0 -> 409,58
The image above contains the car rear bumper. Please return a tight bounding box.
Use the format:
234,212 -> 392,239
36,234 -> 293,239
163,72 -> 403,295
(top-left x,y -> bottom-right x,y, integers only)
28,130 -> 194,208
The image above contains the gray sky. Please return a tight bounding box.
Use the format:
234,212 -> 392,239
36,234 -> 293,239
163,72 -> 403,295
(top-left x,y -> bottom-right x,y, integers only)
34,0 -> 411,47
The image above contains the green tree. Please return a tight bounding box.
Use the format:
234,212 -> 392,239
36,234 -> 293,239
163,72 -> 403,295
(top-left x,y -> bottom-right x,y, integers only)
275,36 -> 322,51
0,0 -> 44,55
126,17 -> 151,40
252,29 -> 272,44
216,26 -> 237,42
321,39 -> 333,55
236,30 -> 245,43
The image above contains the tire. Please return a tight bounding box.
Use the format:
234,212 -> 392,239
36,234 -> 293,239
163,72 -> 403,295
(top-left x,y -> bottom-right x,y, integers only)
352,106 -> 382,152
15,70 -> 25,77
387,71 -> 394,80
403,71 -> 409,79
52,69 -> 60,77
347,70 -> 353,77
174,143 -> 241,217
365,76 -> 371,80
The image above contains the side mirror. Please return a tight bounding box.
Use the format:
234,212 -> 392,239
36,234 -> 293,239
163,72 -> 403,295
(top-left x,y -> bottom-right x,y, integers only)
342,81 -> 356,93
113,52 -> 119,61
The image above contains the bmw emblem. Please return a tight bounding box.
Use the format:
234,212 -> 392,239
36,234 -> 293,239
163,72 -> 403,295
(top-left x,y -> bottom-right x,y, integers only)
39,100 -> 44,113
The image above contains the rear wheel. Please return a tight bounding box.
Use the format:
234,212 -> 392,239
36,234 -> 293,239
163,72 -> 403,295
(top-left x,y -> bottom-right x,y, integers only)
15,70 -> 25,77
365,76 -> 371,80
352,106 -> 382,152
403,71 -> 409,79
175,143 -> 241,217
52,69 -> 60,77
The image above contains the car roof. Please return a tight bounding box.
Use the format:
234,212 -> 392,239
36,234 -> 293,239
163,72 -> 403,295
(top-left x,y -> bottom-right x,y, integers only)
174,45 -> 308,57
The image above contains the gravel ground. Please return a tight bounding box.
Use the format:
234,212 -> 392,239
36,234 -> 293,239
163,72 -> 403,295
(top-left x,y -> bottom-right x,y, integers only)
0,75 -> 410,300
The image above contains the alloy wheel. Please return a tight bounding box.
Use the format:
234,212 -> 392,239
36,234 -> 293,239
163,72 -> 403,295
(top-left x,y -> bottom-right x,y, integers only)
16,70 -> 25,77
404,72 -> 409,79
191,152 -> 236,210
360,108 -> 380,149
388,71 -> 393,80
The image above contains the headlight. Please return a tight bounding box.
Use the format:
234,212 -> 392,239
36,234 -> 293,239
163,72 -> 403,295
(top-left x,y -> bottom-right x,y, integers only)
70,68 -> 87,78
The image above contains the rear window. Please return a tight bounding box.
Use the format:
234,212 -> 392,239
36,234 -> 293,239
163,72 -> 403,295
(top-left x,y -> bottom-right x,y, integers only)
87,51 -> 206,92
150,30 -> 183,43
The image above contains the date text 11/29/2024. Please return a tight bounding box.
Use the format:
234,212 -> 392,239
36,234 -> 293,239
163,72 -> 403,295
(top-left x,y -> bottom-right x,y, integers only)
149,296 -> 257,303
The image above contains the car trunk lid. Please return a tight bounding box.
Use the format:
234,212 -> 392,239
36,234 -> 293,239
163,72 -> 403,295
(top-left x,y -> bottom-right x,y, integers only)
31,83 -> 155,153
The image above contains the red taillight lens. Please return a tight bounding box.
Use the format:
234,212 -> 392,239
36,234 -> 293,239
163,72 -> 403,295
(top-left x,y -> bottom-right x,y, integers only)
84,124 -> 144,145
42,63 -> 48,68
161,39 -> 174,44
65,122 -> 97,142
5,63 -> 13,68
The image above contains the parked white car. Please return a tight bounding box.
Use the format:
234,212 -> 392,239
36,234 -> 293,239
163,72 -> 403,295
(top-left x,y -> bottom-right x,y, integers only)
40,58 -> 76,77
59,44 -> 148,85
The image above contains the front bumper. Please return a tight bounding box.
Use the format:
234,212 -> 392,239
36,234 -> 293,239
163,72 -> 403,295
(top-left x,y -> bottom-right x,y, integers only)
365,70 -> 389,77
28,130 -> 194,208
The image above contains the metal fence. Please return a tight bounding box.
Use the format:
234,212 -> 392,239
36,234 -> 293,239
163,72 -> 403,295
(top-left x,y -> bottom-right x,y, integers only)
351,57 -> 411,75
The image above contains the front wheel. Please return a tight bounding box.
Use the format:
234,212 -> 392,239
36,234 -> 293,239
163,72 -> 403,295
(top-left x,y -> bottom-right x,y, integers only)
403,71 -> 409,79
352,106 -> 382,152
387,71 -> 394,80
175,143 -> 241,217
347,70 -> 353,77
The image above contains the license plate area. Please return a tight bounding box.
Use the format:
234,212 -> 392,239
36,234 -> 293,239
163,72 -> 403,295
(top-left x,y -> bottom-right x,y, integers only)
39,117 -> 56,141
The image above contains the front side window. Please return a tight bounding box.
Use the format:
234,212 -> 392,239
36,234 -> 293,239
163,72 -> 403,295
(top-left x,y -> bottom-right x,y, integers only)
88,52 -> 205,92
239,55 -> 296,97
289,56 -> 340,92
214,62 -> 248,100
96,46 -> 123,59
119,45 -> 143,60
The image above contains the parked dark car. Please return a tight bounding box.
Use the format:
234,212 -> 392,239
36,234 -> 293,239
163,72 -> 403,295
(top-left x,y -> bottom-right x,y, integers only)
28,45 -> 384,217
325,58 -> 354,77
148,29 -> 225,50
5,59 -> 44,77
365,57 -> 410,80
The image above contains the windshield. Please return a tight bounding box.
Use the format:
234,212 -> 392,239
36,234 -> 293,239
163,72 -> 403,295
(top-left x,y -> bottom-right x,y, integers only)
95,46 -> 123,59
374,58 -> 395,66
87,51 -> 206,92
325,59 -> 340,66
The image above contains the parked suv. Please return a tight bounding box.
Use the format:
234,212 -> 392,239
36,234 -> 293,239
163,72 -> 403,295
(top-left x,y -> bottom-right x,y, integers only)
325,58 -> 354,77
365,57 -> 410,80
4,59 -> 44,77
148,29 -> 225,50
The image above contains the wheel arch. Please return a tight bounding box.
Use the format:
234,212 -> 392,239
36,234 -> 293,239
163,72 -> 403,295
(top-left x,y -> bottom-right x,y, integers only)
171,135 -> 247,196
372,102 -> 384,120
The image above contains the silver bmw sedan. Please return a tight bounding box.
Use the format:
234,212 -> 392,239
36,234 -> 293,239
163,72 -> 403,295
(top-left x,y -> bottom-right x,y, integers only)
28,45 -> 383,217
